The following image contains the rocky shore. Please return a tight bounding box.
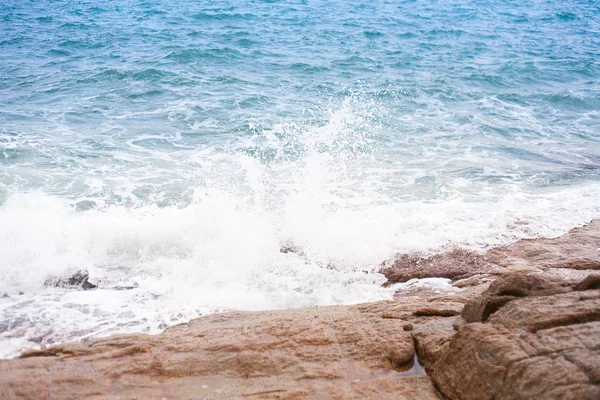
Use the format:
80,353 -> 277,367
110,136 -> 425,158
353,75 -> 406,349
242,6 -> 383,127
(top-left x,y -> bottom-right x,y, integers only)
1,221 -> 599,399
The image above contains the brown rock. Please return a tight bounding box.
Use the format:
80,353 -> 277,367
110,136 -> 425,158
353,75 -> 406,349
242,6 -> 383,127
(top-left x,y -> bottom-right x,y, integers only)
0,305 -> 439,400
381,219 -> 600,287
430,273 -> 600,400
432,321 -> 600,400
574,274 -> 600,291
4,220 -> 600,399
461,273 -> 574,323
411,317 -> 457,369
381,248 -> 501,285
488,290 -> 600,332
358,295 -> 467,371
487,219 -> 600,271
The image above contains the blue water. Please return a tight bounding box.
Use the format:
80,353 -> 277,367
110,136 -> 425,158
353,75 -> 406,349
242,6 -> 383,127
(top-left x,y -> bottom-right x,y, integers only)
1,0 -> 600,357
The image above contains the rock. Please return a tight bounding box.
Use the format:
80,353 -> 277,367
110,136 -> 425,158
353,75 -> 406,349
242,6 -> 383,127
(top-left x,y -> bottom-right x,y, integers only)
461,273 -> 574,323
358,295 -> 469,371
382,219 -> 600,287
453,274 -> 496,288
411,317 -> 458,369
487,219 -> 600,271
381,249 -> 501,285
487,290 -> 600,333
3,220 -> 600,399
574,274 -> 600,291
430,273 -> 600,400
0,305 -> 439,400
44,271 -> 97,290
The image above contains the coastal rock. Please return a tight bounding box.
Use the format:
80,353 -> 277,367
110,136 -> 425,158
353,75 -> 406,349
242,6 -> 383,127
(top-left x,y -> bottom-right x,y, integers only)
487,219 -> 600,271
381,249 -> 500,285
3,222 -> 600,399
411,317 -> 457,369
382,219 -> 600,286
44,271 -> 97,290
430,274 -> 600,400
0,304 -> 438,400
460,273 -> 574,323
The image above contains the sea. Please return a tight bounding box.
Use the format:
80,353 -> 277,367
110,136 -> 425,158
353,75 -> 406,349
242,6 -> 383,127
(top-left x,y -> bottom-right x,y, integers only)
1,0 -> 599,358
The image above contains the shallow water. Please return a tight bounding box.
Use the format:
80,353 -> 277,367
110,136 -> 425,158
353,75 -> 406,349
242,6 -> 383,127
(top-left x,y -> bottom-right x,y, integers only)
1,0 -> 600,357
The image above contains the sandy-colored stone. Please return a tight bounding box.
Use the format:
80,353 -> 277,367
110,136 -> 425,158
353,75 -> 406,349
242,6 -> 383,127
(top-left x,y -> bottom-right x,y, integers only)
381,249 -> 501,285
382,219 -> 600,287
461,273 -> 574,323
430,273 -> 600,400
487,219 -> 600,271
488,290 -> 600,332
411,317 -> 457,369
0,304 -> 440,400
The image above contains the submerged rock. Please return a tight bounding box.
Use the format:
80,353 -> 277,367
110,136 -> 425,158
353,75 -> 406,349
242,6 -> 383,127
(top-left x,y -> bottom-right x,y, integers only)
44,271 -> 97,290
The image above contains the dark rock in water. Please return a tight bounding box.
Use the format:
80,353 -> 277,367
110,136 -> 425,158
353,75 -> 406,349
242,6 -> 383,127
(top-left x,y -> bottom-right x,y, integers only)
62,272 -> 97,290
111,283 -> 138,290
279,243 -> 306,258
44,271 -> 141,291
45,271 -> 97,290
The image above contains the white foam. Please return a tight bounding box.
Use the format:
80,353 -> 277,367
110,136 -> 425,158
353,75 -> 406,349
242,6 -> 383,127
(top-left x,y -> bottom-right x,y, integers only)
1,98 -> 600,358
389,278 -> 462,294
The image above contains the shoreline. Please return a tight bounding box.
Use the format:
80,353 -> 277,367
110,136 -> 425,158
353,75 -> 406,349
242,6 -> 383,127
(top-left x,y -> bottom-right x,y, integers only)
1,219 -> 599,398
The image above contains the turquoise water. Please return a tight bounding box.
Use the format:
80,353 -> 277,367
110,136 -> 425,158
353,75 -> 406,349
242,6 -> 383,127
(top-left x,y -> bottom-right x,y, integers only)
1,0 -> 600,356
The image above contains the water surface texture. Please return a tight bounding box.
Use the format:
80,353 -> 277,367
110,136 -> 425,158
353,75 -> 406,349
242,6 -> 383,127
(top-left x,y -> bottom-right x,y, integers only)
1,0 -> 600,357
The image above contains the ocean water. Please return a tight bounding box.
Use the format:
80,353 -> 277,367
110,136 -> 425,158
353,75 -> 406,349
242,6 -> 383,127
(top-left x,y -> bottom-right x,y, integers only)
1,0 -> 599,357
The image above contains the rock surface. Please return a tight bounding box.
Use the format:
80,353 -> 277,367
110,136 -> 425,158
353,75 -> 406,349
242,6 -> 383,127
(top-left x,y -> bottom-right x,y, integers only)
487,219 -> 600,271
1,303 -> 443,400
380,249 -> 499,285
382,219 -> 600,285
1,220 -> 599,399
431,274 -> 600,400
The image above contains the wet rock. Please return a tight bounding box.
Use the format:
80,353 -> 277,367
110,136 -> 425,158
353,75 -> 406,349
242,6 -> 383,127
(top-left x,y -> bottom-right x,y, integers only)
381,249 -> 500,285
430,274 -> 600,400
111,283 -> 139,290
382,219 -> 600,287
487,219 -> 600,271
279,243 -> 305,256
0,305 -> 438,400
44,271 -> 97,290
